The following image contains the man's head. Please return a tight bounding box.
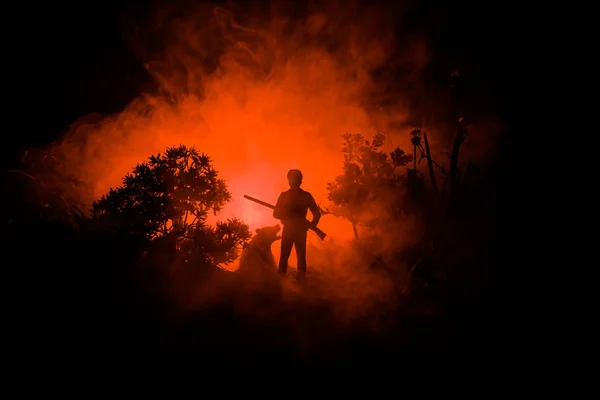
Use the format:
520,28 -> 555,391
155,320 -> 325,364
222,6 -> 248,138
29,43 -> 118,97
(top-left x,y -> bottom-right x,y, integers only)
287,169 -> 303,188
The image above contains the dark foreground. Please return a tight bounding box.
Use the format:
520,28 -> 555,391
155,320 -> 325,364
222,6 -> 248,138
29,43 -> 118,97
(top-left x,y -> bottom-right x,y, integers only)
6,227 -> 493,377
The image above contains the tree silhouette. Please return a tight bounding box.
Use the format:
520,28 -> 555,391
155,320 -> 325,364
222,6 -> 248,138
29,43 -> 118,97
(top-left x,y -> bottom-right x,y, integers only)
180,218 -> 252,267
91,145 -> 251,268
91,145 -> 232,238
326,133 -> 413,239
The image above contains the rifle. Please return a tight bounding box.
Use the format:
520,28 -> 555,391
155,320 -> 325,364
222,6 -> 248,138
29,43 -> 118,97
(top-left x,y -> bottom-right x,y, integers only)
243,194 -> 327,241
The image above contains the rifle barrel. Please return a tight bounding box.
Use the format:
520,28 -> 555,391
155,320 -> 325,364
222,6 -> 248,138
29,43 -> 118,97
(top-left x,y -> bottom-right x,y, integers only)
243,194 -> 327,240
243,195 -> 275,209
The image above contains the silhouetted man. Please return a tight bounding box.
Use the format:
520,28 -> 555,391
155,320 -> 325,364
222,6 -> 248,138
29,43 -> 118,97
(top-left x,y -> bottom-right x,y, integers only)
273,169 -> 321,280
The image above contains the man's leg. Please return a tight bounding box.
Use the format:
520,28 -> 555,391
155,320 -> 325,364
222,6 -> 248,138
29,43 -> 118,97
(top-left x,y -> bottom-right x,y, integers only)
278,232 -> 294,276
295,231 -> 307,278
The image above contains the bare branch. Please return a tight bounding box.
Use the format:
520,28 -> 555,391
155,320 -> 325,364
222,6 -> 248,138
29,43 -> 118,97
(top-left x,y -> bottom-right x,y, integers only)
4,170 -> 36,180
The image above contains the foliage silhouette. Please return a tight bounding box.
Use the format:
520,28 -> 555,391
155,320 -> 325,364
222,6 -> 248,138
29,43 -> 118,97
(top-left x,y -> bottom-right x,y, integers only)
3,148 -> 89,227
326,133 -> 413,239
91,144 -> 251,268
92,145 -> 228,238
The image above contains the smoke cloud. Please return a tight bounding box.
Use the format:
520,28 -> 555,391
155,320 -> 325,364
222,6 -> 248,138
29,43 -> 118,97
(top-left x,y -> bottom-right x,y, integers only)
45,0 -> 497,326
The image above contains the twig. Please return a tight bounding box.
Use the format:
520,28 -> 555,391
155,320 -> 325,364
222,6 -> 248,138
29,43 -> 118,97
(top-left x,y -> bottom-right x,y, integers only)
4,170 -> 36,180
430,159 -> 447,175
71,205 -> 85,219
401,256 -> 423,295
319,206 -> 371,228
422,132 -> 439,196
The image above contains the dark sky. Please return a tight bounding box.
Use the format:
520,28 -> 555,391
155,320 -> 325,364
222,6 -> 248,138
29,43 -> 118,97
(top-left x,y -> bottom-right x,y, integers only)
4,0 -> 512,168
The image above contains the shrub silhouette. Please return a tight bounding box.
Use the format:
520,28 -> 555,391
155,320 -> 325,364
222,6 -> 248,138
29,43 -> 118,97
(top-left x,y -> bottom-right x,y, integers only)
326,133 -> 413,239
91,144 -> 251,269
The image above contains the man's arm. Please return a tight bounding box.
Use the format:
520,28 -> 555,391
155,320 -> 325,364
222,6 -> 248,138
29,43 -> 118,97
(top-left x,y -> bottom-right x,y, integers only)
273,193 -> 284,219
308,194 -> 321,226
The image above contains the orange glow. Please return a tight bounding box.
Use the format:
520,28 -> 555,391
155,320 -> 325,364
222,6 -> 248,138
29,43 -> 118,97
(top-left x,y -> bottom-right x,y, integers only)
51,1 -> 439,282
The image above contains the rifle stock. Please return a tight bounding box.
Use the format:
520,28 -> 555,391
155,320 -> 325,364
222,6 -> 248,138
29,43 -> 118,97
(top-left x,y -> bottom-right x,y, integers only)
243,194 -> 327,241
